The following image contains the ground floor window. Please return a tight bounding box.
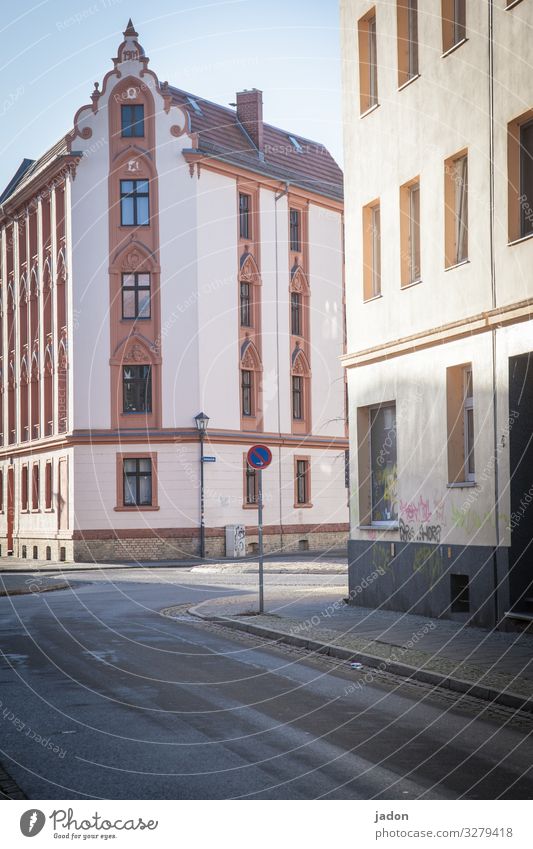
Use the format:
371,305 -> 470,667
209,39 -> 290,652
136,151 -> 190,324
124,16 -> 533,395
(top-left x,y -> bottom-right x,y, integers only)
295,457 -> 311,506
370,404 -> 398,524
245,464 -> 258,505
123,458 -> 152,506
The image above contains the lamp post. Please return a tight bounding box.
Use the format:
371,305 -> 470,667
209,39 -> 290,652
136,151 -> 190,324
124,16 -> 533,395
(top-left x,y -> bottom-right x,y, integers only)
194,412 -> 209,559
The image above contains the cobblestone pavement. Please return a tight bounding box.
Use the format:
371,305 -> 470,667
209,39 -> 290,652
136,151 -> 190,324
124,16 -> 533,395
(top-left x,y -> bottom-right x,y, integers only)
190,588 -> 533,701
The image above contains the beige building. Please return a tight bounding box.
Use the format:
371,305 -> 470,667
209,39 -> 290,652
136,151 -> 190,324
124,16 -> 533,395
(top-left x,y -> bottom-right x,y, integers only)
341,0 -> 533,628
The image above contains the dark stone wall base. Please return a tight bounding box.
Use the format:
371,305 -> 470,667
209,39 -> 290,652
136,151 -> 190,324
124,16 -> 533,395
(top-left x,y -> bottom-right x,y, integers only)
348,539 -> 510,630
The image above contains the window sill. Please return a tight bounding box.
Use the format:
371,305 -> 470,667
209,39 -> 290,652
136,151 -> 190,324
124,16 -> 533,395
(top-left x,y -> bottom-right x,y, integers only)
398,73 -> 420,92
243,503 -> 258,510
114,505 -> 160,512
508,231 -> 533,247
401,278 -> 422,290
21,509 -> 29,514
441,37 -> 468,59
294,502 -> 313,509
31,508 -> 40,514
447,481 -> 477,488
360,103 -> 380,119
359,523 -> 399,531
44,508 -> 54,513
444,258 -> 469,272
121,317 -> 151,322
363,292 -> 383,304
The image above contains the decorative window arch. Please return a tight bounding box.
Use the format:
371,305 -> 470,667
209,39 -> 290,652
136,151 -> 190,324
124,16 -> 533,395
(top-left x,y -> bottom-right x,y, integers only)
110,332 -> 161,426
30,350 -> 40,440
57,246 -> 67,282
112,240 -> 155,322
7,280 -> 15,313
20,355 -> 29,385
30,263 -> 39,298
19,271 -> 28,304
239,251 -> 261,329
43,255 -> 52,290
291,345 -> 311,433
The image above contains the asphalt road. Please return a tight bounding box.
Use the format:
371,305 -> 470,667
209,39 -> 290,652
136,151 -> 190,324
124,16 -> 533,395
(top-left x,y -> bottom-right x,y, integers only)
0,569 -> 532,800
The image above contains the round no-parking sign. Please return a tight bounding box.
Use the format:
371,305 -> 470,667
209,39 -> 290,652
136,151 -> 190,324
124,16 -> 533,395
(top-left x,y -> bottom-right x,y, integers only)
247,444 -> 272,470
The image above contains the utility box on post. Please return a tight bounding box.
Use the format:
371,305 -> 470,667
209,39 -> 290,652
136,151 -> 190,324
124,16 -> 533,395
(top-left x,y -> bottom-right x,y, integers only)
225,525 -> 246,558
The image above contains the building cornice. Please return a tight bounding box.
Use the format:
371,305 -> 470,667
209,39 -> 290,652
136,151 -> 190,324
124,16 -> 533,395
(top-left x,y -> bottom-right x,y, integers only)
182,149 -> 344,210
342,297 -> 533,369
0,428 -> 348,459
0,153 -> 81,223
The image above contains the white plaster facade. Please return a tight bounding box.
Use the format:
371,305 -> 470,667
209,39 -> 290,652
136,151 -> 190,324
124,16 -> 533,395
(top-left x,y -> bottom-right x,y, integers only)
0,22 -> 347,562
341,0 -> 533,626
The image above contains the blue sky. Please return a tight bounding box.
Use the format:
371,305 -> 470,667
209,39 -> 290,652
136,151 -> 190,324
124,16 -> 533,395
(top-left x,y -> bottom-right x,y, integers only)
0,0 -> 343,193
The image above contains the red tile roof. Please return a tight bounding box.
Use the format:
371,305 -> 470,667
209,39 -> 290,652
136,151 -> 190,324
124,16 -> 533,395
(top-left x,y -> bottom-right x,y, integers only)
170,87 -> 343,201
1,87 -> 343,206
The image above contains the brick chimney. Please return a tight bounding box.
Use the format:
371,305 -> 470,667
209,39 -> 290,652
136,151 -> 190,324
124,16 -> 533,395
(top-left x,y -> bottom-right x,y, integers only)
236,89 -> 263,153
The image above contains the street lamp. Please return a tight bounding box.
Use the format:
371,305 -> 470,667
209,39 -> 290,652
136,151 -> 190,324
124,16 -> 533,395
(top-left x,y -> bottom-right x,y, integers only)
194,412 -> 209,559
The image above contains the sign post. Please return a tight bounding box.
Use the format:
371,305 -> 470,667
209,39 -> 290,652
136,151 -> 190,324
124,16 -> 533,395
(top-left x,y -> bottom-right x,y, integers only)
246,444 -> 273,614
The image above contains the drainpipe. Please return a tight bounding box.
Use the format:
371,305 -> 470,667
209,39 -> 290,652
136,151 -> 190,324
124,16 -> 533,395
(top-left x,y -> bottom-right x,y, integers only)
488,0 -> 500,625
274,182 -> 289,552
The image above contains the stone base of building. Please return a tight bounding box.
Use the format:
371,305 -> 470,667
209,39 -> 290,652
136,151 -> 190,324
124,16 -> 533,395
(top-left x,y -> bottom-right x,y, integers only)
0,527 -> 348,564
348,539 -> 511,630
72,526 -> 349,563
0,537 -> 74,563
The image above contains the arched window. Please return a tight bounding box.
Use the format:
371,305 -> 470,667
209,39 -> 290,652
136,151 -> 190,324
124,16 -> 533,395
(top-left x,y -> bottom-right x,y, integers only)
240,339 -> 262,428
239,252 -> 260,329
30,350 -> 40,440
44,343 -> 54,437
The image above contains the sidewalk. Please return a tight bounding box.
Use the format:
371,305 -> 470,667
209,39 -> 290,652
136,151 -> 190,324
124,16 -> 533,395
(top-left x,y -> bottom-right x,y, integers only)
188,587 -> 533,713
0,550 -> 347,573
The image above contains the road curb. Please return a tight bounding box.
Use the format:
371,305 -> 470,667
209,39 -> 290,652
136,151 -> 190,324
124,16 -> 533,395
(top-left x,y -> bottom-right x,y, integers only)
0,581 -> 71,597
188,604 -> 533,716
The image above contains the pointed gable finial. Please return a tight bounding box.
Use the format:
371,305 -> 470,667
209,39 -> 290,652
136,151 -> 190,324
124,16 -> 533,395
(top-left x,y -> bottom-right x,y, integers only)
124,18 -> 138,37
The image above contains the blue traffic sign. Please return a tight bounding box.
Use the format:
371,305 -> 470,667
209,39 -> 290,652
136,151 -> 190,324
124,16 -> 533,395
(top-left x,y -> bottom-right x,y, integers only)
202,456 -> 217,463
247,444 -> 272,470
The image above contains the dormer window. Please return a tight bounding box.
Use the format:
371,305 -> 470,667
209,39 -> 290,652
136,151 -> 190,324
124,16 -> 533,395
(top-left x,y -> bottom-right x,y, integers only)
186,96 -> 202,115
288,135 -> 303,153
121,104 -> 144,137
